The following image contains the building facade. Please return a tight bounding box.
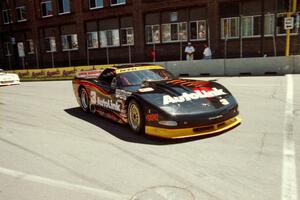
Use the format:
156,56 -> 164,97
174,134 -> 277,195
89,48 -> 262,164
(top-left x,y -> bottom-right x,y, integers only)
0,0 -> 300,70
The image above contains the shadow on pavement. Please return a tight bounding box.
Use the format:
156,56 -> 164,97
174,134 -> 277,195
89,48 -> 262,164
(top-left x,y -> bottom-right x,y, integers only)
64,107 -> 232,145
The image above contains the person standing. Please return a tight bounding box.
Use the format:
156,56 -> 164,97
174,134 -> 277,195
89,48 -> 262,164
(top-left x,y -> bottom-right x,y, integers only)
185,42 -> 195,61
203,44 -> 212,59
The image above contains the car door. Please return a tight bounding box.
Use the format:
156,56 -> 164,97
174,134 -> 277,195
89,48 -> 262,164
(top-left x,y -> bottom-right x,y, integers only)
95,69 -> 122,114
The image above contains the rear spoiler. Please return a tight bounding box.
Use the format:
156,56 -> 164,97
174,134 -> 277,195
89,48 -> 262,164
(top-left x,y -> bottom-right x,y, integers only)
75,69 -> 103,79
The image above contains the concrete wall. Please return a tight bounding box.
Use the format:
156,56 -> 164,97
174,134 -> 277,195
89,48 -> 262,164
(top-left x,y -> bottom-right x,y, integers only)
156,55 -> 300,76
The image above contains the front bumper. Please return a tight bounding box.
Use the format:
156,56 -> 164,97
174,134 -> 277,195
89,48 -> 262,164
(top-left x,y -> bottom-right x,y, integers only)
0,80 -> 20,86
145,117 -> 241,139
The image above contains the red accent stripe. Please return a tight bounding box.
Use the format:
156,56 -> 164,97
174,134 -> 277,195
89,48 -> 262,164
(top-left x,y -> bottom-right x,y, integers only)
76,80 -> 109,96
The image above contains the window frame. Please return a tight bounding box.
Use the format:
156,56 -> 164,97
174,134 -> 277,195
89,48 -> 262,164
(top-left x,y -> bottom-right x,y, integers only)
145,24 -> 161,44
120,27 -> 134,46
221,17 -> 240,39
2,9 -> 13,24
89,0 -> 104,10
45,37 -> 57,53
61,34 -> 79,51
41,1 -> 53,18
161,22 -> 187,43
57,0 -> 71,15
264,13 -> 275,37
110,0 -> 126,7
16,6 -> 27,22
99,29 -> 120,48
26,39 -> 35,54
241,15 -> 262,38
189,20 -> 207,41
4,42 -> 12,56
87,31 -> 99,49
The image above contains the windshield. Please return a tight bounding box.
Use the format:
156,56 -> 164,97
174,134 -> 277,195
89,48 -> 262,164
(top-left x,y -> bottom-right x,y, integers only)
119,69 -> 174,86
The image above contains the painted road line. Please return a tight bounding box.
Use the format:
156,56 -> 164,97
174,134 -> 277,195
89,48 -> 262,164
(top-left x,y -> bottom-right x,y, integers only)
281,75 -> 298,200
0,166 -> 129,200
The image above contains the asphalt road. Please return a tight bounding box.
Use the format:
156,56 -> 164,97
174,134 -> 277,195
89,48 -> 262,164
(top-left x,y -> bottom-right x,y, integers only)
0,75 -> 299,200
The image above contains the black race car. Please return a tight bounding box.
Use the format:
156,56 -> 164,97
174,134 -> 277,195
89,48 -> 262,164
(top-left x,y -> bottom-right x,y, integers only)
72,64 -> 241,139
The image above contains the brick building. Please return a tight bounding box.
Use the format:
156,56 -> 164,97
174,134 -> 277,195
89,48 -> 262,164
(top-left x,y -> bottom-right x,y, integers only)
0,0 -> 299,70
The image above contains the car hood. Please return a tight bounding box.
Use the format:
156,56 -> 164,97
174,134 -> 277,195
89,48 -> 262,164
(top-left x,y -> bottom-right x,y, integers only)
135,79 -> 238,116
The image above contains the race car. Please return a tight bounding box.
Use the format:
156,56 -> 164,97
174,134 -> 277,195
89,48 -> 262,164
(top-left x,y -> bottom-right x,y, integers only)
72,65 -> 241,139
0,69 -> 20,86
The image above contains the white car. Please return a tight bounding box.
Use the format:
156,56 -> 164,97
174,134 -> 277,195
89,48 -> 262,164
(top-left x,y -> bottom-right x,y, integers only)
0,69 -> 20,86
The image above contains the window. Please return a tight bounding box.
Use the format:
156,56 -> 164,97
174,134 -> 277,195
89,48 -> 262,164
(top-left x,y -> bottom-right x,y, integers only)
61,34 -> 79,51
58,0 -> 70,14
4,42 -> 12,56
41,1 -> 53,17
264,14 -> 275,36
121,27 -> 134,46
26,39 -> 35,54
87,32 -> 99,49
277,13 -> 299,35
2,9 -> 12,24
161,22 -> 187,43
221,17 -> 239,39
99,29 -> 120,47
16,6 -> 27,22
45,37 -> 57,52
110,0 -> 126,6
89,0 -> 103,9
241,15 -> 261,38
190,20 -> 207,41
98,69 -> 116,86
119,69 -> 174,87
277,0 -> 290,12
145,25 -> 160,44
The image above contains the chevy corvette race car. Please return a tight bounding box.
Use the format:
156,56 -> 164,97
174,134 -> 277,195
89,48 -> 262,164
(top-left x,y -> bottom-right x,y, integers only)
0,69 -> 20,86
72,65 -> 241,139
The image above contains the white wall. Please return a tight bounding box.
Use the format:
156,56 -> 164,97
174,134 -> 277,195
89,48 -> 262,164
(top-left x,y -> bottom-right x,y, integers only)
156,55 -> 300,76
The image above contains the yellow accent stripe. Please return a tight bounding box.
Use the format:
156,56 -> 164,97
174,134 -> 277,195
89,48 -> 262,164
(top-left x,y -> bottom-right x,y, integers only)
145,117 -> 241,139
116,65 -> 164,74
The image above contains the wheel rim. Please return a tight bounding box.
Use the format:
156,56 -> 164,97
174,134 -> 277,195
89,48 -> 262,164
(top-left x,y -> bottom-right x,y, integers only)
129,103 -> 140,130
81,89 -> 89,109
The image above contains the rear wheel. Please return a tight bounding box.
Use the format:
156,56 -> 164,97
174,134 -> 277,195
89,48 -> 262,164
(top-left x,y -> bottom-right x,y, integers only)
128,99 -> 145,134
79,87 -> 90,112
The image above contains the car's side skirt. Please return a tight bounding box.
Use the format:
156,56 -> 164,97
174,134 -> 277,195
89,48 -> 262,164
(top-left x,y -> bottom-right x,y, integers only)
93,105 -> 128,124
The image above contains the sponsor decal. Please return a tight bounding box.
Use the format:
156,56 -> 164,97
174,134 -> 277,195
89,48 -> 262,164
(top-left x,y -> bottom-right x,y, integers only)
219,98 -> 229,105
90,90 -> 97,104
98,98 -> 121,112
47,69 -> 60,77
116,89 -> 132,100
163,87 -> 227,105
90,91 -> 121,112
18,71 -> 30,78
146,114 -> 159,122
63,69 -> 76,77
77,70 -> 102,78
116,66 -> 163,74
32,70 -> 46,78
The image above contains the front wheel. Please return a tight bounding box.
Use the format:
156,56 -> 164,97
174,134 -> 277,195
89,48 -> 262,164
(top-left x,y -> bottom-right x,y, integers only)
79,87 -> 90,112
128,99 -> 145,134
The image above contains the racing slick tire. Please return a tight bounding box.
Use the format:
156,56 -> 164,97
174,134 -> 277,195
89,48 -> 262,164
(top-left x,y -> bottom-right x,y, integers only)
79,87 -> 90,112
128,99 -> 145,134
